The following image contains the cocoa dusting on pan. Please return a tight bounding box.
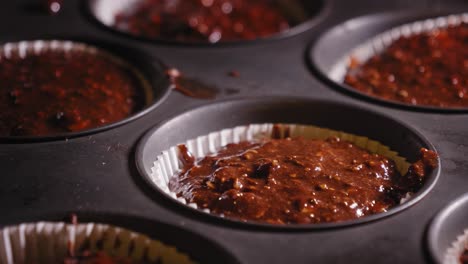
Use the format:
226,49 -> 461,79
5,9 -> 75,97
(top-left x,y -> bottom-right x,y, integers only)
165,68 -> 220,99
228,70 -> 240,77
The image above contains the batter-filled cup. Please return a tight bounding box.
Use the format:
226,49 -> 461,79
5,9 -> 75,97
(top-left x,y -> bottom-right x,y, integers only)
0,221 -> 196,264
149,123 -> 438,225
88,0 -> 324,43
329,13 -> 468,109
0,40 -> 153,138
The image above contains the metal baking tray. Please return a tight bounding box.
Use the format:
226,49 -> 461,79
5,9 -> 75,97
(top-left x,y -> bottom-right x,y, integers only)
1,0 -> 467,263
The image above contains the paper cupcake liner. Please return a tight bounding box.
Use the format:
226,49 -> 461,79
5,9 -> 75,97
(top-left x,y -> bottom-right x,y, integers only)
92,0 -> 140,26
329,13 -> 468,83
149,123 -> 411,214
0,222 -> 196,264
0,40 -> 153,105
445,229 -> 468,264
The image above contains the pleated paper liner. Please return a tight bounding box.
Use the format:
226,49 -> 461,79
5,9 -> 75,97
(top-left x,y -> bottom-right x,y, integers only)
0,222 -> 196,264
445,229 -> 468,264
328,13 -> 468,83
149,123 -> 411,216
0,40 -> 153,105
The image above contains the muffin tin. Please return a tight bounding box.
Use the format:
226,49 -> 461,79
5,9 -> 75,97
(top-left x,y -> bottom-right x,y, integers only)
1,0 -> 468,263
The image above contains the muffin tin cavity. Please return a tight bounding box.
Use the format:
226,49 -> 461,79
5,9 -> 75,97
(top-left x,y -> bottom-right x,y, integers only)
0,213 -> 240,264
0,40 -> 170,142
428,193 -> 468,264
87,0 -> 328,44
136,97 -> 440,229
310,11 -> 468,112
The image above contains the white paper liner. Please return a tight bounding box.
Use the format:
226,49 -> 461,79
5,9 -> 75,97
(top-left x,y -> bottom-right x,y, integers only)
445,229 -> 468,264
0,40 -> 152,105
329,13 -> 468,83
149,123 -> 412,216
92,0 -> 141,26
0,222 -> 196,264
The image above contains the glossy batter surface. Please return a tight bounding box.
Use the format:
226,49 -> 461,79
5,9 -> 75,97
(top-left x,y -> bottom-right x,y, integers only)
113,0 -> 290,43
344,23 -> 468,108
0,49 -> 144,136
170,137 -> 438,224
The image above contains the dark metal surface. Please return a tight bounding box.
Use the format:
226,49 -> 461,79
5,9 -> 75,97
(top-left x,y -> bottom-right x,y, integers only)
1,0 -> 468,263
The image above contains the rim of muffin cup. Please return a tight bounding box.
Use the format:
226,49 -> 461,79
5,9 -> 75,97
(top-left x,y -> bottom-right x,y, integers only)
0,40 -> 171,143
84,0 -> 332,46
0,212 -> 241,264
428,193 -> 468,264
310,11 -> 468,113
135,97 -> 441,230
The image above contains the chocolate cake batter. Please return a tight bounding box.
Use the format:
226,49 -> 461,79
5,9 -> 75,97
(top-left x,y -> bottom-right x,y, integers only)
170,136 -> 438,224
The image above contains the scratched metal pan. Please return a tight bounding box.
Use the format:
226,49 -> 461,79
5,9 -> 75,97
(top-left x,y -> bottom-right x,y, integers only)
0,0 -> 466,263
